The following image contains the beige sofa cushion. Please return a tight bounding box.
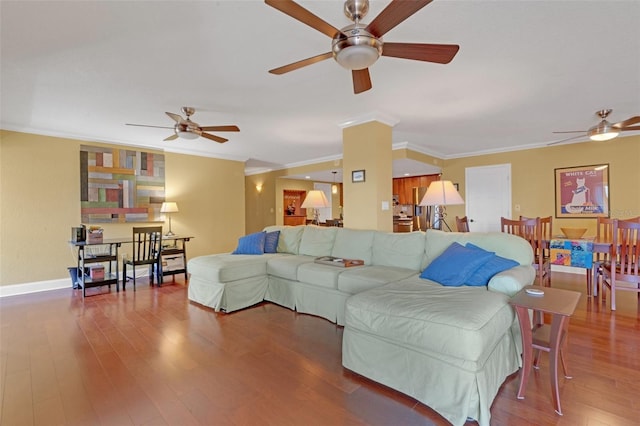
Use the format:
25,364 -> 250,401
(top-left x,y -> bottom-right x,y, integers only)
273,226 -> 304,254
266,255 -> 315,280
297,262 -> 344,289
345,277 -> 515,368
298,226 -> 338,257
188,253 -> 276,282
331,228 -> 375,264
424,229 -> 533,268
371,231 -> 426,270
337,266 -> 417,294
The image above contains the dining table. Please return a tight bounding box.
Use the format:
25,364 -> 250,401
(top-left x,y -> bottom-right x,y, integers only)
545,236 -> 613,296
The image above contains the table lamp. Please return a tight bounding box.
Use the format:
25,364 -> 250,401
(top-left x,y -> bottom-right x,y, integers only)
419,181 -> 464,231
160,202 -> 179,236
301,190 -> 329,225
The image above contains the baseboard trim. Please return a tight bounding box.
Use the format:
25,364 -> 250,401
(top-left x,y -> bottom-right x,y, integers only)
551,265 -> 589,275
0,279 -> 71,298
0,267 -> 155,298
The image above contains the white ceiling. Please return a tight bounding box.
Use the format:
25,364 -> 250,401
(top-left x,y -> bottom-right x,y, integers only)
2,1 -> 639,183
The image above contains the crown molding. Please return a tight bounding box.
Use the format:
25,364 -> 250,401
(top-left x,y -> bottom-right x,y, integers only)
337,111 -> 399,129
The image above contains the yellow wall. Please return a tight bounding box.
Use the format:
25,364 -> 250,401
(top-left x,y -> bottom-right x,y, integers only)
442,135 -> 640,235
245,135 -> 640,236
342,121 -> 393,231
3,129 -> 638,288
0,130 -> 245,287
244,159 -> 343,233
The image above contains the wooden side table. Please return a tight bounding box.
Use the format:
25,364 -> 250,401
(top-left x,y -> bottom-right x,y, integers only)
509,285 -> 581,415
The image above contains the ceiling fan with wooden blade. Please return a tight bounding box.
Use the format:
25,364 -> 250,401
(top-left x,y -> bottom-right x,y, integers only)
548,109 -> 640,145
126,107 -> 240,143
265,0 -> 459,94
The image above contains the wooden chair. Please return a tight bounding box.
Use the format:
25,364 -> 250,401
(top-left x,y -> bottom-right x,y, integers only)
122,226 -> 163,291
520,215 -> 552,252
521,215 -> 553,287
592,217 -> 618,297
502,217 -> 550,287
601,220 -> 640,310
455,216 -> 470,232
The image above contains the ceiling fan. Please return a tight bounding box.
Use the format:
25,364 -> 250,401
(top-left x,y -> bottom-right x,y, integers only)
548,109 -> 640,145
265,0 -> 459,94
126,107 -> 240,143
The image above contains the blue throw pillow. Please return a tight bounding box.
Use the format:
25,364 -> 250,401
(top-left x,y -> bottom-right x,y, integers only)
465,243 -> 519,286
420,242 -> 493,286
264,230 -> 280,253
232,232 -> 266,255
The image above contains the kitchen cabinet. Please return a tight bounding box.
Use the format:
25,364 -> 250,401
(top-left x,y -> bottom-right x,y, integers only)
393,175 -> 440,204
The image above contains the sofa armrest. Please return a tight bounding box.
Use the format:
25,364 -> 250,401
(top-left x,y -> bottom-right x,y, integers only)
487,265 -> 536,297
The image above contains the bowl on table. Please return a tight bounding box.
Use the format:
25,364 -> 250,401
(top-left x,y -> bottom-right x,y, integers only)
560,227 -> 587,239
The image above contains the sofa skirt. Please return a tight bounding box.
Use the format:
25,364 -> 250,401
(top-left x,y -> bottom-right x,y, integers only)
342,325 -> 519,426
188,274 -> 268,313
266,276 -> 351,325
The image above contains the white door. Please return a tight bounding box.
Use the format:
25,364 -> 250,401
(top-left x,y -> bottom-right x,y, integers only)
465,164 -> 511,232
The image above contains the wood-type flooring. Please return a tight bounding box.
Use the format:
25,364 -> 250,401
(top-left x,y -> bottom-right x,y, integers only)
1,272 -> 639,425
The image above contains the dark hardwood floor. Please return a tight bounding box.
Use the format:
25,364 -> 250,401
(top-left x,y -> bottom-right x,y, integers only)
1,272 -> 639,426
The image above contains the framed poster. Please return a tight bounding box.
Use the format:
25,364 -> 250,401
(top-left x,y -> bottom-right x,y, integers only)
352,169 -> 365,183
554,164 -> 609,218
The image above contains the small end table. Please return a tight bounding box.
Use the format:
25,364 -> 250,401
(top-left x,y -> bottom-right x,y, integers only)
509,285 -> 581,415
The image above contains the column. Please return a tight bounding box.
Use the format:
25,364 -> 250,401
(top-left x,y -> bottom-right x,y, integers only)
340,113 -> 397,231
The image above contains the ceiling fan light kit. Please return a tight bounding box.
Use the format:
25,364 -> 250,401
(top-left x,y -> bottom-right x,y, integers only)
588,109 -> 619,141
332,25 -> 382,70
589,123 -> 619,141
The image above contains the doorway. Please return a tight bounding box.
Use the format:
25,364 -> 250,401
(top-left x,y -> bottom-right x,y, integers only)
465,164 -> 512,232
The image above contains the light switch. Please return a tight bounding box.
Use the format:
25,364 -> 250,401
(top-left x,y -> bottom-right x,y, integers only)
382,201 -> 390,211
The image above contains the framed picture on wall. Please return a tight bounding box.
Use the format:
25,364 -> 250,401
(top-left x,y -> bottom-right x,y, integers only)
554,164 -> 609,218
352,170 -> 365,183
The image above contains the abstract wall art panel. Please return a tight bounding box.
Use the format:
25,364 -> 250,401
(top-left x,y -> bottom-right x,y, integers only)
80,145 -> 165,223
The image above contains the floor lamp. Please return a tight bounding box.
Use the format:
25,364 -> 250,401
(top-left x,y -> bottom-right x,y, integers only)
301,190 -> 329,225
419,181 -> 464,231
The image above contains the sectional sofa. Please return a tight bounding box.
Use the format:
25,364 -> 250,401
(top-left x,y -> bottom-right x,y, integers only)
187,225 -> 535,426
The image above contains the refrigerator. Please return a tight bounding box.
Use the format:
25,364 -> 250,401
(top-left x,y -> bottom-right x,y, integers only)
412,187 -> 432,231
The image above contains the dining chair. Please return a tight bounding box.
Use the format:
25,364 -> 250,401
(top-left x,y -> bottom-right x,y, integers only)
521,215 -> 553,258
502,217 -> 550,287
601,219 -> 640,310
455,216 -> 470,232
592,217 -> 618,297
122,226 -> 163,291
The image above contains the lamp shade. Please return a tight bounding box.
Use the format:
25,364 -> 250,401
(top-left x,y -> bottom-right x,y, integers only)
419,181 -> 464,206
301,190 -> 329,209
160,202 -> 179,213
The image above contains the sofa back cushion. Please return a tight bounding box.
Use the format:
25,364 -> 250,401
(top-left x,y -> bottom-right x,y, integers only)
298,226 -> 338,257
371,231 -> 426,271
264,226 -> 303,254
331,228 -> 375,264
423,229 -> 533,269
